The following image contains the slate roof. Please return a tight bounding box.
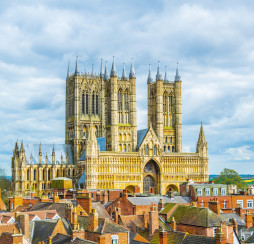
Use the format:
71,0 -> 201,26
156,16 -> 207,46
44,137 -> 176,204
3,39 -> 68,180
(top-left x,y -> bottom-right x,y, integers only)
30,202 -> 67,218
137,129 -> 148,149
165,205 -> 231,228
78,216 -> 128,234
31,219 -> 60,243
23,144 -> 73,164
91,202 -> 111,219
182,234 -> 216,244
128,196 -> 191,206
50,233 -> 96,244
221,213 -> 245,226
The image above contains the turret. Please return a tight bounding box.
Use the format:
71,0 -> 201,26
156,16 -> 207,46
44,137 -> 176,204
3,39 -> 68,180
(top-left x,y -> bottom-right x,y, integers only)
147,64 -> 153,84
13,141 -> 19,157
66,62 -> 70,80
129,60 -> 137,151
196,121 -> 208,157
52,143 -> 55,165
174,62 -> 182,152
39,142 -> 42,165
75,56 -> 80,76
109,57 -> 119,151
121,63 -> 127,80
155,61 -> 163,144
164,66 -> 169,83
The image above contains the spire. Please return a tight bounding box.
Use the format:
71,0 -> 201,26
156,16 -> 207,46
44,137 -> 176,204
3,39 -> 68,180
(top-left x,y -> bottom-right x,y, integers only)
39,142 -> 42,156
147,64 -> 153,84
198,121 -> 207,144
129,59 -> 136,78
110,56 -> 117,77
75,56 -> 80,76
14,140 -> 19,153
52,142 -> 55,156
122,63 -> 127,80
104,61 -> 109,80
156,61 -> 162,81
66,61 -> 70,80
175,62 -> 181,81
20,140 -> 25,153
100,59 -> 104,78
164,66 -> 169,83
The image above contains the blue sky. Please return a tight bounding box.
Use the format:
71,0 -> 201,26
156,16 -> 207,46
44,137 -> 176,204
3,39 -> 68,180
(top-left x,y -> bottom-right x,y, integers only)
1,0 -> 254,175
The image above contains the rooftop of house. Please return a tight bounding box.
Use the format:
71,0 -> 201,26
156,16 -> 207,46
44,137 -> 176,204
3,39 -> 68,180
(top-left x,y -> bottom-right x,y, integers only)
163,204 -> 231,228
127,196 -> 191,206
150,230 -> 216,244
221,213 -> 245,226
49,233 -> 97,244
29,218 -> 70,243
78,216 -> 129,234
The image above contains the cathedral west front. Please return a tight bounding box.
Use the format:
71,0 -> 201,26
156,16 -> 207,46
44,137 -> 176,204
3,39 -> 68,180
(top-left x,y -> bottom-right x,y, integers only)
12,58 -> 209,196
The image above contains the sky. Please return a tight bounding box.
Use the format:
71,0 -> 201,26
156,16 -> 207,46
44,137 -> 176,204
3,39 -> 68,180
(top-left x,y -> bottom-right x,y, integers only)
1,0 -> 254,175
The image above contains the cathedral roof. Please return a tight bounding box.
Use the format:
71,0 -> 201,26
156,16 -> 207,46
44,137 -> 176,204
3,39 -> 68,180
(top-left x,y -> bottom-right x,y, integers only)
79,137 -> 105,161
137,129 -> 148,149
23,144 -> 73,165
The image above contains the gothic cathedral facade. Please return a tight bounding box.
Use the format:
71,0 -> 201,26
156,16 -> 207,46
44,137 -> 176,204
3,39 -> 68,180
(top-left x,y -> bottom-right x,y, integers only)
12,58 -> 209,196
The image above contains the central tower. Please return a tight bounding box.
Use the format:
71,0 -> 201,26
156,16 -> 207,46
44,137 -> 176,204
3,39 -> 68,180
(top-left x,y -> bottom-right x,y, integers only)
147,62 -> 182,153
104,58 -> 137,152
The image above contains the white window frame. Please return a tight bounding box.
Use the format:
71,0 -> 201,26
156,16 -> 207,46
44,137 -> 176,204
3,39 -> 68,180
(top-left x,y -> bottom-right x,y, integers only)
213,227 -> 217,237
247,200 -> 253,208
111,235 -> 119,244
197,188 -> 202,196
205,188 -> 210,196
221,188 -> 226,196
237,200 -> 243,208
201,201 -> 204,208
213,188 -> 218,196
223,201 -> 227,209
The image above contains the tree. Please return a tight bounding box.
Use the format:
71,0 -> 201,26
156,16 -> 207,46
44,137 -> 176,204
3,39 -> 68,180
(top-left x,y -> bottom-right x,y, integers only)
214,168 -> 245,189
0,169 -> 12,209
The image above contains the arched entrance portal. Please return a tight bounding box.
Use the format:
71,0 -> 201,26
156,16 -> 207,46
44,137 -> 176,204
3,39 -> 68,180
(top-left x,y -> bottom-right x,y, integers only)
143,160 -> 160,194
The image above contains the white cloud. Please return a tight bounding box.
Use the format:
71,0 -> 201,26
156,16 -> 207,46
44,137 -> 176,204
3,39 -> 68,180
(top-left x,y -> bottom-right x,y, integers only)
1,0 -> 254,175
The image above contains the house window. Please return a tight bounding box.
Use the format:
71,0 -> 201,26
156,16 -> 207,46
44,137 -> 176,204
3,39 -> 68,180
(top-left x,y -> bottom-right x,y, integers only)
247,200 -> 253,208
213,227 -> 217,237
111,235 -> 119,244
205,188 -> 210,196
237,200 -> 243,208
221,188 -> 226,196
223,201 -> 227,209
197,188 -> 202,196
213,188 -> 218,196
201,201 -> 204,208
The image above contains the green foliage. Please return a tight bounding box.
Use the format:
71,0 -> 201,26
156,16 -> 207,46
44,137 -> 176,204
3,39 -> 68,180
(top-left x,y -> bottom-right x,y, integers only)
0,169 -> 12,209
214,168 -> 245,189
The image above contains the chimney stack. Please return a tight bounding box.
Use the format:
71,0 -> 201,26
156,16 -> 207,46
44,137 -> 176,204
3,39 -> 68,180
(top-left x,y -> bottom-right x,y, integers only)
208,198 -> 220,216
245,210 -> 253,229
216,223 -> 226,244
17,214 -> 29,240
53,192 -> 59,203
76,193 -> 92,214
88,208 -> 98,232
159,230 -> 168,244
149,203 -> 159,237
158,199 -> 164,211
102,191 -> 108,204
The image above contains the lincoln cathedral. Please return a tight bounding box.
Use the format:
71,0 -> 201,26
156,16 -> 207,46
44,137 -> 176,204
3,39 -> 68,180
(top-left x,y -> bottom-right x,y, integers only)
12,57 -> 209,196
